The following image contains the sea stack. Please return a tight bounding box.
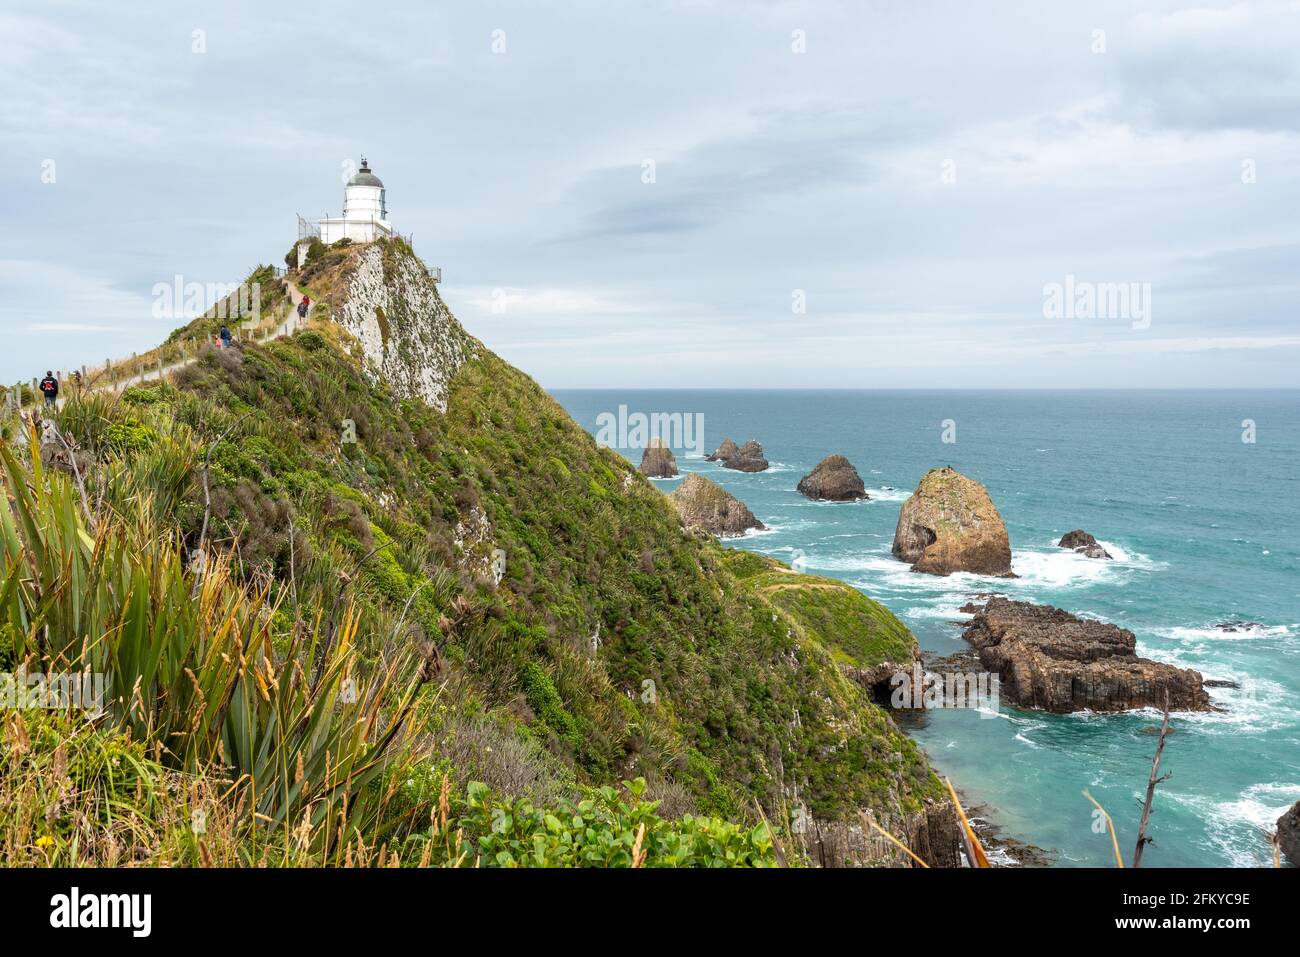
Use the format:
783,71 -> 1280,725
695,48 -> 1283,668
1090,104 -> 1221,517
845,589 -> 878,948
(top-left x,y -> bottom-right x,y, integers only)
797,454 -> 867,501
669,473 -> 765,537
639,437 -> 678,478
892,467 -> 1012,576
1058,529 -> 1112,560
706,438 -> 739,462
961,598 -> 1213,713
707,437 -> 770,472
723,439 -> 769,473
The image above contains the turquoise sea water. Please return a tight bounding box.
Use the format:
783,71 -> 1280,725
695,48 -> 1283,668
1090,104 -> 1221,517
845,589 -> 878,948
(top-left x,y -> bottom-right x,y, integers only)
554,389 -> 1300,867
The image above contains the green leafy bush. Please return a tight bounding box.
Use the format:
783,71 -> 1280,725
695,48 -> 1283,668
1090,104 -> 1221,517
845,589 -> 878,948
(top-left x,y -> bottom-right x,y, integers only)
102,417 -> 158,455
121,385 -> 165,405
461,778 -> 776,868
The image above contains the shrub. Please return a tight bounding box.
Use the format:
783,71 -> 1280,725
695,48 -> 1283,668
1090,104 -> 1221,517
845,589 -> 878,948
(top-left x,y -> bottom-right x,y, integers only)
121,385 -> 165,405
102,417 -> 157,455
459,778 -> 776,867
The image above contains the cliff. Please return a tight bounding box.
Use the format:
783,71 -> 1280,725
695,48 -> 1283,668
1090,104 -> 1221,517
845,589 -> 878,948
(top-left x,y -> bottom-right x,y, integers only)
5,238 -> 959,867
323,240 -> 472,412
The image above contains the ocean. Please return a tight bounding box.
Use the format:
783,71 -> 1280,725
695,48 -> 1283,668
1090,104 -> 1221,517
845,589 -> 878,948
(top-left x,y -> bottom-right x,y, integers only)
554,388 -> 1300,867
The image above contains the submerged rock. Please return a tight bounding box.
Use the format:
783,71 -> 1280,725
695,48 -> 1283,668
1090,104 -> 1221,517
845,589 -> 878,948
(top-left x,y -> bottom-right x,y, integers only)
892,467 -> 1013,576
962,598 -> 1213,713
1058,529 -> 1112,560
669,473 -> 765,537
723,439 -> 769,472
797,454 -> 868,501
1277,802 -> 1300,865
638,438 -> 678,478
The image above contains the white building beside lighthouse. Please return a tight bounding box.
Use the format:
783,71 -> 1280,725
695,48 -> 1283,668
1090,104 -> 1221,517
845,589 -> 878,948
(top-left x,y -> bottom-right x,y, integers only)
317,157 -> 393,244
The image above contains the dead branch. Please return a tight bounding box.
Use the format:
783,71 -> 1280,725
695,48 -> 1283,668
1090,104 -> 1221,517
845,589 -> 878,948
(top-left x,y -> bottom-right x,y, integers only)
1133,691 -> 1173,867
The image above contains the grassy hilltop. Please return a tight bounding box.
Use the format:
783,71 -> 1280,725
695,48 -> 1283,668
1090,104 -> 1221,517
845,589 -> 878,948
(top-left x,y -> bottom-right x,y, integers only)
0,239 -> 954,867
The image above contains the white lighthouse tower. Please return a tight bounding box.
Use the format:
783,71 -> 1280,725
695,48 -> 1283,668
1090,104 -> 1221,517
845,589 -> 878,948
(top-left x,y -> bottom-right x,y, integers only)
318,157 -> 393,244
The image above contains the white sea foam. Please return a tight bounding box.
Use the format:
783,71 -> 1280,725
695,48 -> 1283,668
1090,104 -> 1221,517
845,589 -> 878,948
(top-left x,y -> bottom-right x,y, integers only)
805,540 -> 1157,595
1008,540 -> 1157,591
903,601 -> 976,621
1157,622 -> 1295,643
865,486 -> 910,502
1163,782 -> 1300,867
786,497 -> 873,508
1133,653 -> 1300,733
1010,550 -> 1116,588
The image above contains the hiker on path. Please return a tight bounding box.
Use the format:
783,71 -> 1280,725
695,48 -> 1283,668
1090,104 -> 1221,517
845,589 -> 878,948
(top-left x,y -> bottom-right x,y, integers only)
39,371 -> 58,408
297,299 -> 308,319
220,324 -> 232,349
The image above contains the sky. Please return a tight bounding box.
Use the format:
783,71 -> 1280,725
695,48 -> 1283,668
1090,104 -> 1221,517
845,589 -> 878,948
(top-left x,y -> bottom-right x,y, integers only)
2,0 -> 1298,388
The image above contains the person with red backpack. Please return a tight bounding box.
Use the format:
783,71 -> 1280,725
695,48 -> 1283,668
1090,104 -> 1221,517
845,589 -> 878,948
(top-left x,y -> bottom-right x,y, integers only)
39,371 -> 58,408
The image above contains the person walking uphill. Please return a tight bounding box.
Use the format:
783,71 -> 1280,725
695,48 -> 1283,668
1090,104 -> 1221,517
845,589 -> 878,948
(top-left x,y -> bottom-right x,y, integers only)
39,371 -> 58,408
220,324 -> 232,349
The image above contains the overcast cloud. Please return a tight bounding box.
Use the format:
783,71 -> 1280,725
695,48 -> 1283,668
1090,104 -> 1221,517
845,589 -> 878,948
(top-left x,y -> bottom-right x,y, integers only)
2,0 -> 1298,387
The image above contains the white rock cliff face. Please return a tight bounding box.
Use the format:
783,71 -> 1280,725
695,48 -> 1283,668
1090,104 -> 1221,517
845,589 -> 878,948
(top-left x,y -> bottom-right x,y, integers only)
336,243 -> 472,412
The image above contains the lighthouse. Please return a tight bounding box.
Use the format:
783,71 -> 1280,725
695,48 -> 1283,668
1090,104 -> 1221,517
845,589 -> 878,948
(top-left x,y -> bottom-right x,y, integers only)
317,157 -> 393,244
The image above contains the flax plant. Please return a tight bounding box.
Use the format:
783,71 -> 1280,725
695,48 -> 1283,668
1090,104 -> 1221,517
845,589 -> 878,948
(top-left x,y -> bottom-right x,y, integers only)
0,435 -> 425,858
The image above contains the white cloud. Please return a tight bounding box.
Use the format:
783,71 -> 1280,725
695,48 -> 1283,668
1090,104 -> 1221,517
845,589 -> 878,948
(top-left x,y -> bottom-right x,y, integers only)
2,0 -> 1298,387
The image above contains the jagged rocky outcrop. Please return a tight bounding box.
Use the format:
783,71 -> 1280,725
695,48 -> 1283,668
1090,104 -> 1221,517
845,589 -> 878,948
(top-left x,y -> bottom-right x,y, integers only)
336,243 -> 473,412
706,438 -> 738,462
1277,802 -> 1300,865
723,439 -> 769,472
669,473 -> 764,537
797,801 -> 963,868
961,598 -> 1212,713
892,467 -> 1012,576
639,437 -> 678,478
797,454 -> 867,501
707,437 -> 769,472
1058,529 -> 1112,560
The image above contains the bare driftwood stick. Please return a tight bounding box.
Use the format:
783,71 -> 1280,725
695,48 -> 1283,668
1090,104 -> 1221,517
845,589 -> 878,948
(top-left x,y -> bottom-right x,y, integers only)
1133,691 -> 1172,867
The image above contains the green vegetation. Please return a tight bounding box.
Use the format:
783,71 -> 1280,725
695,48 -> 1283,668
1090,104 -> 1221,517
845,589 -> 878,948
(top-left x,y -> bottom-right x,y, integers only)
459,777 -> 775,868
727,553 -> 918,669
1,242 -> 947,867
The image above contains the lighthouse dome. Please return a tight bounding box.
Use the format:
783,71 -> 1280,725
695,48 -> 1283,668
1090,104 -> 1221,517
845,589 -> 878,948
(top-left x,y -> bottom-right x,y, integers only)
348,157 -> 384,188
